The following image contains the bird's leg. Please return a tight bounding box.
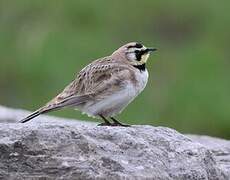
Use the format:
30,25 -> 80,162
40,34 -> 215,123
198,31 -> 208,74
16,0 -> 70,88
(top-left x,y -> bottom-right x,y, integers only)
98,115 -> 112,126
110,117 -> 131,127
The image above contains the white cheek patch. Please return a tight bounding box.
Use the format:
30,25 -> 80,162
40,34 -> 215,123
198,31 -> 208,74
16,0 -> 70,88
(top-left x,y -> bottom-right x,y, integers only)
127,52 -> 136,61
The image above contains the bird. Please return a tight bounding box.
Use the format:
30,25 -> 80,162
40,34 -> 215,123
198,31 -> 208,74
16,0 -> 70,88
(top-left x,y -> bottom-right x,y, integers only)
20,42 -> 157,126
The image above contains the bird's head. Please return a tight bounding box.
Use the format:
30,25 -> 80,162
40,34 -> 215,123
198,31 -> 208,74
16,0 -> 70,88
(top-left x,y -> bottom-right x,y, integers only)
112,42 -> 157,66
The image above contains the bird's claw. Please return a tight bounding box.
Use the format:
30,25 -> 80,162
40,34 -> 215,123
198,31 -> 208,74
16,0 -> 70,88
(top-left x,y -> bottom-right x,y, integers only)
97,122 -> 131,127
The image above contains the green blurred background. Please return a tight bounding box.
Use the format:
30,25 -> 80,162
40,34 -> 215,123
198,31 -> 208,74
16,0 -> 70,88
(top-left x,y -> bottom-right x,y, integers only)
0,0 -> 229,138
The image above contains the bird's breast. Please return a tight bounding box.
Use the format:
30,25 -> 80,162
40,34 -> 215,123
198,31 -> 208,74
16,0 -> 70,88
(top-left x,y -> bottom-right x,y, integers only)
134,69 -> 149,93
77,69 -> 149,118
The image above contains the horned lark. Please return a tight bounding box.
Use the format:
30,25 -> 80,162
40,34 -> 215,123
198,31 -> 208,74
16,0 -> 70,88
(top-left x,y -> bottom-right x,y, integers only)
20,42 -> 157,126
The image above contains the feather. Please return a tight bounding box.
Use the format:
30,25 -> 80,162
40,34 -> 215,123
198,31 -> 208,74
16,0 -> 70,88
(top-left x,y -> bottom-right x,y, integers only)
20,94 -> 92,123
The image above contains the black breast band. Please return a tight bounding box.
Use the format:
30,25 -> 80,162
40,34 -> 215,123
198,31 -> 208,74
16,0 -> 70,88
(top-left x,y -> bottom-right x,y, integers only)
133,64 -> 146,71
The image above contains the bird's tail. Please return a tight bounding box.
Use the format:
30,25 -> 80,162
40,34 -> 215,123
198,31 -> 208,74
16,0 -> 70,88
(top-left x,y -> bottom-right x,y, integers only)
20,94 -> 92,123
19,106 -> 62,123
20,109 -> 42,123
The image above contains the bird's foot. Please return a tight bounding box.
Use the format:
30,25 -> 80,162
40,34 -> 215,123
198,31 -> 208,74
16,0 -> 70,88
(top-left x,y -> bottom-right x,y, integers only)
97,122 -> 112,126
110,122 -> 131,127
110,117 -> 131,127
98,116 -> 131,127
97,122 -> 131,127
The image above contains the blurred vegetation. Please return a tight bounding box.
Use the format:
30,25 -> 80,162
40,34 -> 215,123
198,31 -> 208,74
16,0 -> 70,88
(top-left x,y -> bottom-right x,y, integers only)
0,0 -> 229,138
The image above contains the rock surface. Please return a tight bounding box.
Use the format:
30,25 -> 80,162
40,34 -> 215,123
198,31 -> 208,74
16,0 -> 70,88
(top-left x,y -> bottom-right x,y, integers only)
0,105 -> 229,180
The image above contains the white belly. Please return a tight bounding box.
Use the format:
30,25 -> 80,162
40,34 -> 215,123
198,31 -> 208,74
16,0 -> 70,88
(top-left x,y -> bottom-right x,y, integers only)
80,70 -> 148,118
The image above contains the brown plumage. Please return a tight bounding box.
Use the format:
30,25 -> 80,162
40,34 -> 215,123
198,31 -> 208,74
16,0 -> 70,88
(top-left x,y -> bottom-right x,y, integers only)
20,42 -> 157,126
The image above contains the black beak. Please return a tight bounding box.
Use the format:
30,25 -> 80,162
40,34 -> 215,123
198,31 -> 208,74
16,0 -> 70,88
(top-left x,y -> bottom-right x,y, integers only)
146,47 -> 157,53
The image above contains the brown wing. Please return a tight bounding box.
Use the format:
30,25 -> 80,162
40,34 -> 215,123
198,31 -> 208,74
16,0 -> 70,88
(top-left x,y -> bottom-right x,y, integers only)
74,57 -> 137,96
48,56 -> 137,103
20,57 -> 136,123
44,57 -> 113,104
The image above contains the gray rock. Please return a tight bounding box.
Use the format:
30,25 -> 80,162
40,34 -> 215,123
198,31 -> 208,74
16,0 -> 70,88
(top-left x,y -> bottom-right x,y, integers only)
189,135 -> 230,178
0,105 -> 229,180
